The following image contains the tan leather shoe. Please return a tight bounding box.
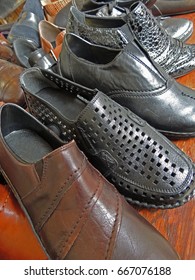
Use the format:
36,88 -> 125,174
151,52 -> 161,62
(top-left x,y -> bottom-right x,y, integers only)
0,103 -> 179,259
39,20 -> 66,59
0,59 -> 25,106
0,183 -> 47,260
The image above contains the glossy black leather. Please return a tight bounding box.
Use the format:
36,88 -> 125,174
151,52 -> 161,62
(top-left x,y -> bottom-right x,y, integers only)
59,32 -> 195,139
66,3 -> 195,78
20,67 -> 195,209
54,0 -> 156,27
13,39 -> 57,71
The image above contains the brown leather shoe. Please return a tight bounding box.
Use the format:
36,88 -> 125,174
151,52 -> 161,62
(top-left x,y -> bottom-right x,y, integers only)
0,59 -> 25,106
0,183 -> 47,260
0,33 -> 19,64
0,103 -> 179,260
151,0 -> 195,16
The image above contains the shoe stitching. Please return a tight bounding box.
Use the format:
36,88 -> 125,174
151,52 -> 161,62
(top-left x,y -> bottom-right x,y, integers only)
0,188 -> 11,213
35,152 -> 86,231
56,172 -> 102,259
105,187 -> 120,260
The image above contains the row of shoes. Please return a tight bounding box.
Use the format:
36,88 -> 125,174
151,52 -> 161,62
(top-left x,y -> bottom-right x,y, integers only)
0,0 -> 195,260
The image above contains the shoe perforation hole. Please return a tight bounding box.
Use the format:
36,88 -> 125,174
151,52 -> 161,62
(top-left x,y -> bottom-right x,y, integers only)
156,171 -> 160,176
179,168 -> 184,173
134,165 -> 138,170
171,172 -> 176,177
162,176 -> 168,181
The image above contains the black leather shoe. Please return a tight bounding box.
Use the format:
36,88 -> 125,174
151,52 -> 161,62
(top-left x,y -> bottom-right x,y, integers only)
54,0 -> 193,43
54,0 -> 156,27
66,2 -> 195,78
58,32 -> 195,139
151,0 -> 195,16
20,67 -> 195,209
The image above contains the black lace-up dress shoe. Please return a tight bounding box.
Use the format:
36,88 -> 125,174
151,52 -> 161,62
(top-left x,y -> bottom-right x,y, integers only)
20,67 -> 195,209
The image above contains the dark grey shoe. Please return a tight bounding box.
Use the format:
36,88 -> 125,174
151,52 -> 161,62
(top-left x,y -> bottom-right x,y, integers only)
66,2 -> 195,78
58,32 -> 195,139
20,67 -> 195,209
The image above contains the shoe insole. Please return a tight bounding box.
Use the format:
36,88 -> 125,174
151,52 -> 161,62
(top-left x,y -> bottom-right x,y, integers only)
36,87 -> 87,121
5,129 -> 53,163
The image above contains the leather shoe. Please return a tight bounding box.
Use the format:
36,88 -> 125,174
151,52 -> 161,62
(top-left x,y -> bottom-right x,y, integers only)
0,102 -> 179,259
59,32 -> 195,139
0,33 -> 20,64
13,38 -> 58,71
0,183 -> 47,260
151,0 -> 195,16
39,20 -> 66,59
66,3 -> 195,78
54,0 -> 193,42
20,67 -> 195,209
0,59 -> 25,106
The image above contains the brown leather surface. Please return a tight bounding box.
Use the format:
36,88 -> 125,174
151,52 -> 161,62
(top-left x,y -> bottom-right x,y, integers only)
0,183 -> 47,260
0,59 -> 25,106
39,20 -> 66,59
0,133 -> 178,260
0,33 -> 19,64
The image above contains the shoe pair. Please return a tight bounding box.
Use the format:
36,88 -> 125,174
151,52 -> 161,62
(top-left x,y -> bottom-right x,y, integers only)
66,2 -> 195,78
54,0 -> 193,43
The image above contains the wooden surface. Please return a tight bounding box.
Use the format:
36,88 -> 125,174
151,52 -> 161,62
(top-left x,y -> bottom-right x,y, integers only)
138,12 -> 195,260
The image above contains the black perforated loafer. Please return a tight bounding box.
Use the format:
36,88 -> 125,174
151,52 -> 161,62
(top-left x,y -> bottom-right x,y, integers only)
21,67 -> 195,209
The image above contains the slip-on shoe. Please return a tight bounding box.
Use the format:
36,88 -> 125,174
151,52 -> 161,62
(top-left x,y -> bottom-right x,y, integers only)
66,3 -> 195,78
58,32 -> 195,139
0,102 -> 179,259
20,67 -> 195,209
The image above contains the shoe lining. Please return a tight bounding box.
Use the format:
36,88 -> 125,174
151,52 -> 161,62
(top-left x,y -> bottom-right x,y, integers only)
5,129 -> 53,163
36,87 -> 86,121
